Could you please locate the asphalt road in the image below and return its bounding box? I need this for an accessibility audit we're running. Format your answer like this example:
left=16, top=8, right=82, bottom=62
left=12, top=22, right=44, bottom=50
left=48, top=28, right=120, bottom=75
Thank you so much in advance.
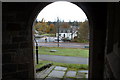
left=38, top=54, right=88, bottom=64
left=34, top=42, right=89, bottom=48
left=34, top=37, right=89, bottom=48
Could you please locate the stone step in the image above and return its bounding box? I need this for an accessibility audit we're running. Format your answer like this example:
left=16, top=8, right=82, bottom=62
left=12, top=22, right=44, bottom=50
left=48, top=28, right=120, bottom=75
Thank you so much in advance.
left=36, top=66, right=55, bottom=79
left=54, top=66, right=67, bottom=71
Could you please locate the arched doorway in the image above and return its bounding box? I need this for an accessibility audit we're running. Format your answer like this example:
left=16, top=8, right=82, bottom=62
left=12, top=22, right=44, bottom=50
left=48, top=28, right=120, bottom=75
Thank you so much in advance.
left=2, top=2, right=108, bottom=80
left=32, top=1, right=90, bottom=79
left=26, top=1, right=107, bottom=80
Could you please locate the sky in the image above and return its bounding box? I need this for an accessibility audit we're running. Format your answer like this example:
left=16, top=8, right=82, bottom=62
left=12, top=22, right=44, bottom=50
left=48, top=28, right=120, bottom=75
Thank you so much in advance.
left=36, top=1, right=87, bottom=22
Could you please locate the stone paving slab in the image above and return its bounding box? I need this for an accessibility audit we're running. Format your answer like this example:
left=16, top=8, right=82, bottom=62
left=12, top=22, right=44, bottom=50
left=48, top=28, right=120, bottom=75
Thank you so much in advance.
left=65, top=71, right=76, bottom=78
left=45, top=77, right=62, bottom=80
left=54, top=66, right=67, bottom=71
left=36, top=65, right=88, bottom=79
left=76, top=72, right=85, bottom=78
left=78, top=70, right=88, bottom=73
left=85, top=74, right=88, bottom=78
left=48, top=70, right=65, bottom=78
left=77, top=70, right=88, bottom=78
left=63, top=78, right=76, bottom=80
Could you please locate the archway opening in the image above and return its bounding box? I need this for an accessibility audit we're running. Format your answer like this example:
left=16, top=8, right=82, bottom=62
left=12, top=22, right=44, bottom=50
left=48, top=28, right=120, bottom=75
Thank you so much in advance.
left=33, top=1, right=89, bottom=79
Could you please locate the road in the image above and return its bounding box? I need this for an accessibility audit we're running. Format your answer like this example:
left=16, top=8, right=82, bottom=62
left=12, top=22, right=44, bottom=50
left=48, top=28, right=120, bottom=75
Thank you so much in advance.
left=34, top=37, right=89, bottom=48
left=38, top=54, right=88, bottom=64
left=35, top=37, right=55, bottom=42
left=35, top=42, right=89, bottom=48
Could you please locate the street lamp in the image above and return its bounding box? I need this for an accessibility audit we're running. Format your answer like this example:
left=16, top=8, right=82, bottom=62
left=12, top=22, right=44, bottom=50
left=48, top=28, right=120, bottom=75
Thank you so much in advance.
left=34, top=35, right=39, bottom=64
left=57, top=17, right=60, bottom=47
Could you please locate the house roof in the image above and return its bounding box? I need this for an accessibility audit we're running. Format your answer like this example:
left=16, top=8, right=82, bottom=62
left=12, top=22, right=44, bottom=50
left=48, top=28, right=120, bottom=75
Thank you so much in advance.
left=56, top=26, right=78, bottom=33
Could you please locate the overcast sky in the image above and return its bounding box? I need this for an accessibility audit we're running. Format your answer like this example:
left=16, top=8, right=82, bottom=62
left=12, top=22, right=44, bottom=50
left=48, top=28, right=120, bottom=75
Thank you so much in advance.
left=36, top=1, right=87, bottom=22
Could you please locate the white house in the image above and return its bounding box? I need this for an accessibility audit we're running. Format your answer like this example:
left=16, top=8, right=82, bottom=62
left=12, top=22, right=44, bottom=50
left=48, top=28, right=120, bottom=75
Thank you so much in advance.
left=56, top=26, right=78, bottom=40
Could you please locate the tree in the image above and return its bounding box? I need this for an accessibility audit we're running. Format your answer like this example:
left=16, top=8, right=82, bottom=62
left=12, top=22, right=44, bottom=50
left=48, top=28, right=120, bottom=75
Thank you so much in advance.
left=33, top=18, right=50, bottom=34
left=61, top=22, right=70, bottom=28
left=77, top=20, right=89, bottom=42
left=49, top=24, right=56, bottom=33
left=34, top=22, right=42, bottom=31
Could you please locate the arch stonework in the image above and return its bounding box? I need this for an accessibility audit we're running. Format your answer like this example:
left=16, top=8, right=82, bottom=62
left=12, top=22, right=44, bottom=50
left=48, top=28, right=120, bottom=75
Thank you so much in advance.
left=2, top=2, right=120, bottom=80
left=30, top=2, right=107, bottom=79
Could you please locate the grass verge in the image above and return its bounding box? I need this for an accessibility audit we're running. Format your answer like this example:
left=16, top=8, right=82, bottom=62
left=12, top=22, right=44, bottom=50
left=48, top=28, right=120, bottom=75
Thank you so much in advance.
left=37, top=47, right=89, bottom=58
left=35, top=60, right=88, bottom=71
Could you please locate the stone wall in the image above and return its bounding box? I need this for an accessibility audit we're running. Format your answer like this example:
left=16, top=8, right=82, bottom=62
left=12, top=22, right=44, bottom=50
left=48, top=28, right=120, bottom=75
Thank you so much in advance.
left=2, top=2, right=120, bottom=80
left=2, top=3, right=36, bottom=79
left=104, top=3, right=120, bottom=80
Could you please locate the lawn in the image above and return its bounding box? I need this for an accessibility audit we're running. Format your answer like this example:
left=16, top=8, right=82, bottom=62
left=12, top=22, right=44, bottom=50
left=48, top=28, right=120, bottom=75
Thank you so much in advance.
left=37, top=47, right=89, bottom=58
left=42, top=34, right=55, bottom=37
left=35, top=60, right=88, bottom=71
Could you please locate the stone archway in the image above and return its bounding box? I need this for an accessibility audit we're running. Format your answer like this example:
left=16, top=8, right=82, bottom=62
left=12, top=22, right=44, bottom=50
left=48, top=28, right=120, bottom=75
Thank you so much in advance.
left=29, top=2, right=107, bottom=80
left=2, top=2, right=108, bottom=80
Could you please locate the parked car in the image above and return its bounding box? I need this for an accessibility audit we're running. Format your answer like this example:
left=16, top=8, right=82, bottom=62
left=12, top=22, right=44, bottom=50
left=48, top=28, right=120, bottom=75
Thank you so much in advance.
left=53, top=38, right=63, bottom=42
left=62, top=37, right=71, bottom=42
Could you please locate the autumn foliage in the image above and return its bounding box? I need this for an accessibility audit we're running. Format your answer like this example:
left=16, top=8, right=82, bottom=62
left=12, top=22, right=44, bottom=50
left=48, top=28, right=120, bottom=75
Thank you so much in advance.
left=33, top=19, right=55, bottom=34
